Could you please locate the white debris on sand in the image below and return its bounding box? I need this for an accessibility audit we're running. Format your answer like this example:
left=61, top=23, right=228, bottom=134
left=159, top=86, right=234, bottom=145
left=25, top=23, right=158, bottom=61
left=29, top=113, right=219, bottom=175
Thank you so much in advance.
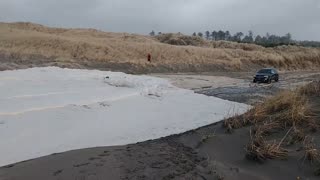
left=0, top=67, right=250, bottom=166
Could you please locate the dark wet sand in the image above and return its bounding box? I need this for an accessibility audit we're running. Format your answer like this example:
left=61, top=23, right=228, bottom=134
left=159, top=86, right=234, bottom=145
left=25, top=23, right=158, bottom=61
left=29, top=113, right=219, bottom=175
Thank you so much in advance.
left=156, top=71, right=320, bottom=105
left=1, top=118, right=319, bottom=180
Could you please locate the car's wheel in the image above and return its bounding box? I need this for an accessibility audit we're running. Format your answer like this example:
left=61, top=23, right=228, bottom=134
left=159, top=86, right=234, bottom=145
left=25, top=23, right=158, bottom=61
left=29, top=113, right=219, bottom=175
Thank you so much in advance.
left=267, top=77, right=272, bottom=84
left=275, top=77, right=279, bottom=82
left=253, top=79, right=257, bottom=83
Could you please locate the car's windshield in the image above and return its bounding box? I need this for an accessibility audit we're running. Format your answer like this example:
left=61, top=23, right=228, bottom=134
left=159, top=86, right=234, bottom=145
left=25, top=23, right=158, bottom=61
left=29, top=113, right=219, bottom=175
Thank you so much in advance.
left=258, top=69, right=272, bottom=74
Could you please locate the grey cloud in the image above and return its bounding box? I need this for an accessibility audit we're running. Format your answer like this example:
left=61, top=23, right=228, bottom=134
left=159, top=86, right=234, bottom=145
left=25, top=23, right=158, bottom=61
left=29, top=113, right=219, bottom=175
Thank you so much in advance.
left=0, top=0, right=319, bottom=40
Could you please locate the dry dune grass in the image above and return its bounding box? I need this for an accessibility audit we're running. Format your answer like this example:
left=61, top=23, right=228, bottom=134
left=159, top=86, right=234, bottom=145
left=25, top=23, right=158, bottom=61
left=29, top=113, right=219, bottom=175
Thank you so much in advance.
left=246, top=130, right=288, bottom=162
left=299, top=81, right=320, bottom=96
left=156, top=33, right=264, bottom=51
left=252, top=91, right=314, bottom=127
left=1, top=22, right=320, bottom=73
left=303, top=137, right=320, bottom=164
left=224, top=81, right=320, bottom=166
left=225, top=81, right=320, bottom=129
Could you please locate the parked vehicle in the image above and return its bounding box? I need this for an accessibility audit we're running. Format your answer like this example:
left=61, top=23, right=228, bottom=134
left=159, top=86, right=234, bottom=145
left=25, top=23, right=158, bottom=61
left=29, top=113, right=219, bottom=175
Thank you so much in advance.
left=253, top=68, right=279, bottom=83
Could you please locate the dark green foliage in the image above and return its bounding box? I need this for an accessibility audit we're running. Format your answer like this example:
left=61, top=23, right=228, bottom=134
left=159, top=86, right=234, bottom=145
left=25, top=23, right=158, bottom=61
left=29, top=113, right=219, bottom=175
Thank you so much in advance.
left=197, top=32, right=203, bottom=38
left=187, top=29, right=320, bottom=47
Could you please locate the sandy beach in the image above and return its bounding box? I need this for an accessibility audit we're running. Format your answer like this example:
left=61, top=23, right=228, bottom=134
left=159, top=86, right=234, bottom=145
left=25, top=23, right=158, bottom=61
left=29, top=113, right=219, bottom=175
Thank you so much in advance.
left=1, top=70, right=319, bottom=180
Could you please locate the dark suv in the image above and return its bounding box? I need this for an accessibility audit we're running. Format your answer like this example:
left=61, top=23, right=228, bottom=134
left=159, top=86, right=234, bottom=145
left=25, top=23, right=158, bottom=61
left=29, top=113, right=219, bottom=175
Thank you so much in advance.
left=253, top=68, right=279, bottom=83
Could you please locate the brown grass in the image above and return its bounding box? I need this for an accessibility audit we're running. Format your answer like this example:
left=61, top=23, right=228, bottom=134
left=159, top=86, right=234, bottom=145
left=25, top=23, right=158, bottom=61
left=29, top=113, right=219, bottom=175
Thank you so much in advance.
left=224, top=89, right=316, bottom=132
left=246, top=129, right=288, bottom=162
left=156, top=33, right=265, bottom=51
left=286, top=127, right=305, bottom=145
left=299, top=81, right=320, bottom=96
left=254, top=91, right=314, bottom=128
left=223, top=114, right=250, bottom=133
left=156, top=33, right=207, bottom=47
left=1, top=22, right=320, bottom=73
left=252, top=121, right=282, bottom=136
left=302, top=137, right=320, bottom=164
left=224, top=82, right=320, bottom=163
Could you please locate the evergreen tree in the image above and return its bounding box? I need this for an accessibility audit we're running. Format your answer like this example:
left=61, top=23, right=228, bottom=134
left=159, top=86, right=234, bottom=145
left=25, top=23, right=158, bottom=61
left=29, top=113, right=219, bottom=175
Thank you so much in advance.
left=242, top=31, right=254, bottom=43
left=211, top=31, right=217, bottom=41
left=217, top=30, right=226, bottom=40
left=205, top=31, right=210, bottom=40
left=149, top=30, right=155, bottom=36
left=232, top=32, right=244, bottom=42
left=255, top=35, right=263, bottom=45
left=225, top=31, right=231, bottom=41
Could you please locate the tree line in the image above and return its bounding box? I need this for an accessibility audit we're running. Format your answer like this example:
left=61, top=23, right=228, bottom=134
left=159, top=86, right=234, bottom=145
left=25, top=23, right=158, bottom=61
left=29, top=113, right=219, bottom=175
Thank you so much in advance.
left=194, top=30, right=293, bottom=47
left=149, top=30, right=320, bottom=48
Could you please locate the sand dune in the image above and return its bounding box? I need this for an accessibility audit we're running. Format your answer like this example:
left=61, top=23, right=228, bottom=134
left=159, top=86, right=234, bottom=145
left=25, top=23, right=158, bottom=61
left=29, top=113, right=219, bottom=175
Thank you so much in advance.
left=1, top=22, right=320, bottom=73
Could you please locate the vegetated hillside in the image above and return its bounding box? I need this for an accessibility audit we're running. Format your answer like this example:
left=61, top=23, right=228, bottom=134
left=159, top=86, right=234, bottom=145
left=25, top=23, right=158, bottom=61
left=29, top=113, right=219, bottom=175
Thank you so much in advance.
left=1, top=22, right=320, bottom=73
left=156, top=33, right=264, bottom=50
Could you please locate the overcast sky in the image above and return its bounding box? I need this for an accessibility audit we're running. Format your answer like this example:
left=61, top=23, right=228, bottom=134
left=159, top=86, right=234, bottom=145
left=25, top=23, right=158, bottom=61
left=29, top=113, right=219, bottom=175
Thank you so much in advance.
left=1, top=0, right=320, bottom=40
